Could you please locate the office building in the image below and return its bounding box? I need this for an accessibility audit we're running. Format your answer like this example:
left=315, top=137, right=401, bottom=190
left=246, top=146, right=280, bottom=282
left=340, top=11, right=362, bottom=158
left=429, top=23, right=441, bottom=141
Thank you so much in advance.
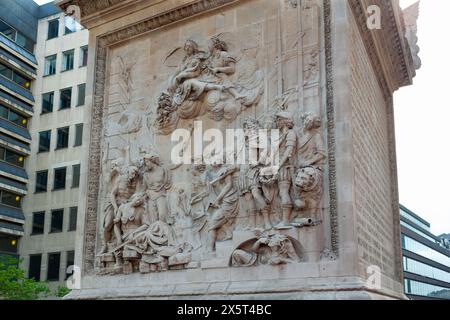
left=400, top=205, right=450, bottom=300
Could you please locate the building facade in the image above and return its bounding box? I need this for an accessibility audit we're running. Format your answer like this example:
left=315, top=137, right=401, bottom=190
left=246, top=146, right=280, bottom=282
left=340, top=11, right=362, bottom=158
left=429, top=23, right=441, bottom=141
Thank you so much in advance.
left=19, top=8, right=88, bottom=287
left=400, top=205, right=450, bottom=300
left=0, top=0, right=40, bottom=262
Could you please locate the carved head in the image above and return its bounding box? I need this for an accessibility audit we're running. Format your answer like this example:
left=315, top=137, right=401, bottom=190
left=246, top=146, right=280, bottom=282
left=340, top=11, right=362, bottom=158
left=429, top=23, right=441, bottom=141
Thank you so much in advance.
left=275, top=111, right=294, bottom=129
left=209, top=36, right=228, bottom=52
left=184, top=39, right=199, bottom=55
left=143, top=152, right=161, bottom=169
left=127, top=166, right=139, bottom=181
left=294, top=167, right=318, bottom=191
left=301, top=113, right=321, bottom=130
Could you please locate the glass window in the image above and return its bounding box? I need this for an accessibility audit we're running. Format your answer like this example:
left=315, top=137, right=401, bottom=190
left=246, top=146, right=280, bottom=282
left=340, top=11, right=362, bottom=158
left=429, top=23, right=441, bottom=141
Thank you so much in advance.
left=61, top=50, right=74, bottom=72
left=0, top=235, right=18, bottom=253
left=72, top=164, right=80, bottom=188
left=77, top=83, right=86, bottom=106
left=12, top=71, right=31, bottom=89
left=50, top=209, right=63, bottom=233
left=0, top=19, right=16, bottom=41
left=0, top=190, right=21, bottom=208
left=47, top=19, right=59, bottom=39
left=44, top=55, right=57, bottom=76
left=38, top=130, right=51, bottom=152
left=60, top=87, right=72, bottom=109
left=35, top=170, right=48, bottom=193
left=0, top=62, right=12, bottom=79
left=0, top=62, right=31, bottom=89
left=0, top=147, right=24, bottom=167
left=56, top=127, right=69, bottom=149
left=28, top=254, right=42, bottom=281
left=80, top=46, right=88, bottom=67
left=404, top=279, right=450, bottom=299
left=0, top=104, right=27, bottom=128
left=74, top=123, right=83, bottom=147
left=53, top=167, right=66, bottom=190
left=47, top=252, right=61, bottom=281
left=65, top=250, right=75, bottom=280
left=7, top=109, right=27, bottom=128
left=68, top=207, right=77, bottom=231
left=31, top=211, right=45, bottom=235
left=402, top=234, right=450, bottom=267
left=42, top=92, right=54, bottom=114
left=403, top=256, right=450, bottom=283
left=64, top=16, right=80, bottom=34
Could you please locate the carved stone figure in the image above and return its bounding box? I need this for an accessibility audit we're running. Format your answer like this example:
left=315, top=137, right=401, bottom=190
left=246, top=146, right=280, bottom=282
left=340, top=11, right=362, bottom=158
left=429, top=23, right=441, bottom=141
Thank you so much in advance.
left=231, top=230, right=300, bottom=266
left=99, top=164, right=139, bottom=254
left=239, top=118, right=272, bottom=230
left=294, top=166, right=323, bottom=216
left=206, top=164, right=239, bottom=254
left=297, top=113, right=326, bottom=169
left=274, top=111, right=297, bottom=229
left=142, top=152, right=172, bottom=225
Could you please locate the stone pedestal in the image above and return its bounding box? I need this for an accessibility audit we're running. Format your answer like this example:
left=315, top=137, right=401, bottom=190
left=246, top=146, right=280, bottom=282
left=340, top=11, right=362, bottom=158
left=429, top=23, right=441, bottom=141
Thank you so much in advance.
left=55, top=0, right=420, bottom=300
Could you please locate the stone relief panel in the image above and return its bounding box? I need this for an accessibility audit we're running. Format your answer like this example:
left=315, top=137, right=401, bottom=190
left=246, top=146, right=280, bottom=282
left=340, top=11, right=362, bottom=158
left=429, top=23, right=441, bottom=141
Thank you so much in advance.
left=96, top=0, right=330, bottom=275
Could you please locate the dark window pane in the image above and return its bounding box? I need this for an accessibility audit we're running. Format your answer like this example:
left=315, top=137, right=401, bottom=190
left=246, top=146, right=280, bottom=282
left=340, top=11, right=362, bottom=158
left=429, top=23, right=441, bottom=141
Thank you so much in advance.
left=50, top=209, right=63, bottom=233
left=35, top=170, right=48, bottom=192
left=68, top=207, right=77, bottom=231
left=44, top=55, right=56, bottom=76
left=29, top=254, right=42, bottom=281
left=0, top=62, right=12, bottom=79
left=56, top=127, right=69, bottom=149
left=0, top=235, right=18, bottom=253
left=74, top=123, right=83, bottom=147
left=60, top=88, right=72, bottom=109
left=12, top=72, right=31, bottom=89
left=32, top=212, right=45, bottom=235
left=80, top=46, right=88, bottom=67
left=65, top=250, right=75, bottom=280
left=61, top=50, right=74, bottom=71
left=72, top=164, right=80, bottom=188
left=8, top=109, right=27, bottom=128
left=39, top=130, right=51, bottom=152
left=77, top=83, right=85, bottom=106
left=47, top=253, right=60, bottom=281
left=0, top=190, right=21, bottom=208
left=53, top=167, right=66, bottom=190
left=3, top=148, right=24, bottom=167
left=0, top=104, right=9, bottom=119
left=0, top=19, right=16, bottom=41
left=42, top=92, right=54, bottom=114
left=48, top=19, right=59, bottom=39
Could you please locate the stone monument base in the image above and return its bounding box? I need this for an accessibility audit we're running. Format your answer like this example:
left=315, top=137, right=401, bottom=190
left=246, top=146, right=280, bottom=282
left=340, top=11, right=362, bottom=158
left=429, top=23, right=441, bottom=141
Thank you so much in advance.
left=66, top=264, right=406, bottom=300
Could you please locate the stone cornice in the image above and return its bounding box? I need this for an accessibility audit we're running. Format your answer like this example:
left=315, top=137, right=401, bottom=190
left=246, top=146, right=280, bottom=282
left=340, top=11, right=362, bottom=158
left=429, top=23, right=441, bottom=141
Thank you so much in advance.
left=349, top=0, right=417, bottom=96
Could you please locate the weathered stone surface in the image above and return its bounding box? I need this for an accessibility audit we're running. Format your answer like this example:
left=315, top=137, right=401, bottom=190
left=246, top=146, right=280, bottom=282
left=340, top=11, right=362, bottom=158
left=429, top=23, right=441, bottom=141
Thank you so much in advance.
left=57, top=0, right=419, bottom=300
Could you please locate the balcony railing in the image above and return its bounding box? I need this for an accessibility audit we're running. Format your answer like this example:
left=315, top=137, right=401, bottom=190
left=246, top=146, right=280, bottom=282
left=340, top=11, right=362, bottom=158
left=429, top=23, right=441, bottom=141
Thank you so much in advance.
left=0, top=117, right=31, bottom=140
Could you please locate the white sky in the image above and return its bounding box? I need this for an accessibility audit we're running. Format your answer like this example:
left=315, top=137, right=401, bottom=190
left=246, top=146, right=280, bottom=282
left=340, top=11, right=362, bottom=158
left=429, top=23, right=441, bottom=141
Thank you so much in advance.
left=396, top=0, right=450, bottom=235
left=31, top=0, right=449, bottom=235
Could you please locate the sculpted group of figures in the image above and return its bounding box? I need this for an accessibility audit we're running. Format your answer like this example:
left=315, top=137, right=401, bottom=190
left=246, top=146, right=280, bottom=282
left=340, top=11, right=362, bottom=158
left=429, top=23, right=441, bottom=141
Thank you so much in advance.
left=97, top=35, right=327, bottom=274
left=98, top=111, right=326, bottom=273
left=155, top=35, right=264, bottom=134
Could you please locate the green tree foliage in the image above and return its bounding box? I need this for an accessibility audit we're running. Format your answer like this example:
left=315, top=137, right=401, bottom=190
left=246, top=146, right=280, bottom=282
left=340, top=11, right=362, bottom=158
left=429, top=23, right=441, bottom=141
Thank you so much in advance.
left=0, top=255, right=49, bottom=300
left=55, top=285, right=71, bottom=298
